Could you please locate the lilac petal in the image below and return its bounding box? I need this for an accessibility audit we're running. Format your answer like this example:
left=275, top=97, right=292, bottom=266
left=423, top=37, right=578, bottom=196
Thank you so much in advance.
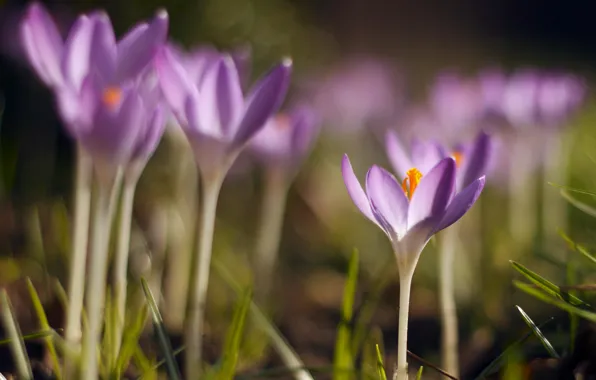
left=385, top=130, right=412, bottom=178
left=20, top=3, right=64, bottom=86
left=89, top=13, right=117, bottom=83
left=155, top=46, right=195, bottom=123
left=461, top=131, right=491, bottom=189
left=56, top=73, right=99, bottom=137
left=365, top=165, right=408, bottom=237
left=407, top=157, right=456, bottom=229
left=233, top=59, right=292, bottom=147
left=133, top=105, right=166, bottom=161
left=61, top=15, right=94, bottom=91
left=434, top=176, right=485, bottom=233
left=341, top=155, right=377, bottom=225
left=85, top=89, right=144, bottom=163
left=411, top=139, right=443, bottom=174
left=116, top=9, right=168, bottom=82
left=290, top=106, right=319, bottom=159
left=184, top=91, right=208, bottom=137
left=197, top=56, right=244, bottom=138
left=393, top=219, right=436, bottom=270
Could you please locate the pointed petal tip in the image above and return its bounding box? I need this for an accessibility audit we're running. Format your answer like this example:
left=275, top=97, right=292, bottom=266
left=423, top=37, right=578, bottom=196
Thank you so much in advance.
left=281, top=57, right=293, bottom=67
left=155, top=8, right=168, bottom=20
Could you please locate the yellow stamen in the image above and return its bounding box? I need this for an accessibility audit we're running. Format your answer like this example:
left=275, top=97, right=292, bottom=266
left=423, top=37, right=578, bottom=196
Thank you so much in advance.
left=452, top=151, right=464, bottom=168
left=102, top=87, right=122, bottom=109
left=401, top=168, right=423, bottom=200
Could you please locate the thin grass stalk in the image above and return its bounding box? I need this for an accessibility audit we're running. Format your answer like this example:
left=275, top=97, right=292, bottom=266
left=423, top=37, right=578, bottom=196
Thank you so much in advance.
left=184, top=175, right=224, bottom=376
left=112, top=178, right=138, bottom=360
left=82, top=172, right=121, bottom=380
left=0, top=289, right=33, bottom=379
left=439, top=226, right=459, bottom=378
left=254, top=167, right=288, bottom=303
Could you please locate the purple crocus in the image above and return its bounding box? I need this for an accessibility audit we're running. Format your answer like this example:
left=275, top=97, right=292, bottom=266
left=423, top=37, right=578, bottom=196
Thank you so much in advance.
left=342, top=155, right=485, bottom=270
left=385, top=130, right=491, bottom=191
left=155, top=46, right=291, bottom=178
left=250, top=105, right=319, bottom=169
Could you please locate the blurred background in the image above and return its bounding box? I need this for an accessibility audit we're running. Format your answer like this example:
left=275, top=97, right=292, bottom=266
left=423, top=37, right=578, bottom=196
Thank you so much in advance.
left=1, top=0, right=596, bottom=378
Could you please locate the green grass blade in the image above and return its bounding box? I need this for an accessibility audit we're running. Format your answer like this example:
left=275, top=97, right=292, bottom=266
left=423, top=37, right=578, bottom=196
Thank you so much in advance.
left=514, top=281, right=596, bottom=323
left=333, top=249, right=358, bottom=380
left=565, top=257, right=580, bottom=352
left=0, top=289, right=33, bottom=379
left=375, top=345, right=387, bottom=380
left=559, top=231, right=596, bottom=267
left=515, top=305, right=559, bottom=358
left=415, top=366, right=424, bottom=380
left=26, top=278, right=62, bottom=379
left=115, top=303, right=149, bottom=378
left=474, top=316, right=556, bottom=380
left=510, top=261, right=589, bottom=307
left=141, top=278, right=181, bottom=380
left=213, top=259, right=313, bottom=380
left=0, top=330, right=55, bottom=345
left=361, top=327, right=383, bottom=380
left=560, top=189, right=596, bottom=218
left=133, top=345, right=157, bottom=380
left=550, top=184, right=596, bottom=198
left=216, top=289, right=252, bottom=380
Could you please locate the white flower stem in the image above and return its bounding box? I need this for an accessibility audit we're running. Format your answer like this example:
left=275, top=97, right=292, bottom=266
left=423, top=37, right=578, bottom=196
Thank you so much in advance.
left=112, top=178, right=138, bottom=361
left=542, top=131, right=567, bottom=241
left=184, top=175, right=224, bottom=377
left=508, top=136, right=536, bottom=248
left=394, top=268, right=414, bottom=380
left=439, top=227, right=459, bottom=378
left=254, top=167, right=288, bottom=303
left=82, top=173, right=120, bottom=380
left=64, top=145, right=92, bottom=376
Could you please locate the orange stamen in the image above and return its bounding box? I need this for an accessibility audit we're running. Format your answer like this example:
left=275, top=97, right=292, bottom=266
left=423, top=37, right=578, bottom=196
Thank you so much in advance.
left=102, top=87, right=122, bottom=109
left=401, top=168, right=423, bottom=200
left=452, top=151, right=464, bottom=168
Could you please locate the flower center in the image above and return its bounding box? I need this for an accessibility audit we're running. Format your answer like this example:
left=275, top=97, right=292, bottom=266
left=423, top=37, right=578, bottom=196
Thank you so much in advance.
left=102, top=87, right=122, bottom=110
left=452, top=150, right=464, bottom=168
left=274, top=113, right=291, bottom=130
left=401, top=168, right=423, bottom=200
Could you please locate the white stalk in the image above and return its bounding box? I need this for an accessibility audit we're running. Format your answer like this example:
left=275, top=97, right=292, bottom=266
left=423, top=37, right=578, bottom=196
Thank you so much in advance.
left=112, top=177, right=138, bottom=360
left=394, top=266, right=414, bottom=380
left=439, top=226, right=459, bottom=378
left=64, top=145, right=92, bottom=346
left=254, top=167, right=288, bottom=303
left=184, top=173, right=224, bottom=377
left=82, top=170, right=121, bottom=380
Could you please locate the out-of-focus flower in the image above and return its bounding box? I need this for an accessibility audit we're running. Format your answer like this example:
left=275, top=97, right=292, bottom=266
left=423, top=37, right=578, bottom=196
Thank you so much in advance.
left=386, top=130, right=491, bottom=191
left=342, top=155, right=485, bottom=270
left=155, top=46, right=291, bottom=178
left=308, top=58, right=400, bottom=134
left=250, top=105, right=319, bottom=169
left=429, top=72, right=483, bottom=132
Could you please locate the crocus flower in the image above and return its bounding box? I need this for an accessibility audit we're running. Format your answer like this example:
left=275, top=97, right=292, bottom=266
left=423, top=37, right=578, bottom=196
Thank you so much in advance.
left=385, top=130, right=491, bottom=191
left=250, top=105, right=319, bottom=169
left=155, top=46, right=291, bottom=178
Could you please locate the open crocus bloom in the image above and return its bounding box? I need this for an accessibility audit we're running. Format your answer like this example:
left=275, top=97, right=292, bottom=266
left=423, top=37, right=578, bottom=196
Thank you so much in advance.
left=386, top=130, right=491, bottom=191
left=155, top=46, right=291, bottom=178
left=342, top=155, right=485, bottom=273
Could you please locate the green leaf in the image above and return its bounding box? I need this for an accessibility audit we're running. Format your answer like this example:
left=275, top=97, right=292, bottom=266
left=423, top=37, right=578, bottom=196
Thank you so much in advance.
left=0, top=289, right=33, bottom=379
left=473, top=317, right=555, bottom=380
left=333, top=249, right=359, bottom=380
left=141, top=278, right=182, bottom=380
left=559, top=230, right=596, bottom=267
left=133, top=345, right=158, bottom=380
left=415, top=366, right=424, bottom=380
left=360, top=327, right=383, bottom=380
left=217, top=288, right=252, bottom=380
left=560, top=189, right=596, bottom=218
left=566, top=257, right=580, bottom=352
left=550, top=183, right=596, bottom=198
left=514, top=281, right=596, bottom=323
left=375, top=345, right=387, bottom=380
left=213, top=259, right=314, bottom=380
left=515, top=305, right=559, bottom=358
left=26, top=278, right=62, bottom=379
left=510, top=261, right=589, bottom=307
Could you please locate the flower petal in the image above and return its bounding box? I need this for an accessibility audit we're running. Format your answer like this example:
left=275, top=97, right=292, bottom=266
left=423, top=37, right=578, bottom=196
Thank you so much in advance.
left=290, top=106, right=319, bottom=159
left=20, top=3, right=64, bottom=86
left=365, top=165, right=408, bottom=237
left=385, top=130, right=413, bottom=178
left=233, top=59, right=292, bottom=147
left=410, top=139, right=444, bottom=174
left=132, top=105, right=166, bottom=162
left=89, top=13, right=117, bottom=83
left=460, top=131, right=491, bottom=189
left=61, top=14, right=94, bottom=91
left=116, top=9, right=168, bottom=82
left=407, top=157, right=456, bottom=229
left=434, top=176, right=485, bottom=233
left=341, top=154, right=376, bottom=225
left=155, top=46, right=195, bottom=123
left=55, top=73, right=99, bottom=136
left=197, top=56, right=244, bottom=138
